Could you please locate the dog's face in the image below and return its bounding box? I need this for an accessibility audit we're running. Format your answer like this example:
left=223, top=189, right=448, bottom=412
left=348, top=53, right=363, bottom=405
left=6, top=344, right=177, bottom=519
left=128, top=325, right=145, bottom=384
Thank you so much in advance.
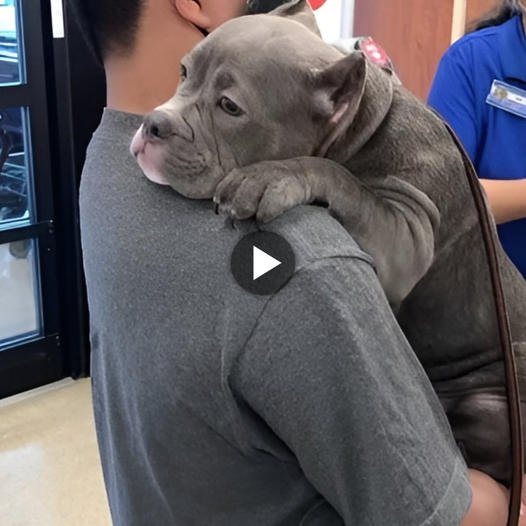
left=131, top=15, right=365, bottom=198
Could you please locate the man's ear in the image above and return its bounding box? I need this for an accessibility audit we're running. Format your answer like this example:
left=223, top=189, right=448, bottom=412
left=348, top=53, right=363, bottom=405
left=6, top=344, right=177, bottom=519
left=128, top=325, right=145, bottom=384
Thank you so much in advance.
left=173, top=0, right=212, bottom=31
left=269, top=0, right=321, bottom=36
left=314, top=52, right=368, bottom=156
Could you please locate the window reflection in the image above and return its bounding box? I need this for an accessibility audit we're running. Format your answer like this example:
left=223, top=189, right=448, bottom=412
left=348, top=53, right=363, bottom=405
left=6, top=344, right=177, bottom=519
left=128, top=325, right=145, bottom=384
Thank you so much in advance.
left=0, top=106, right=32, bottom=227
left=0, top=0, right=23, bottom=86
left=0, top=238, right=41, bottom=346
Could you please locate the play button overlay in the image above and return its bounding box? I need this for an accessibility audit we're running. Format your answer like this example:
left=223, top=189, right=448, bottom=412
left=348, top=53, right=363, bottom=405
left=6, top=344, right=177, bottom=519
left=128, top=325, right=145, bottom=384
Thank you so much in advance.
left=231, top=232, right=295, bottom=295
left=253, top=246, right=281, bottom=280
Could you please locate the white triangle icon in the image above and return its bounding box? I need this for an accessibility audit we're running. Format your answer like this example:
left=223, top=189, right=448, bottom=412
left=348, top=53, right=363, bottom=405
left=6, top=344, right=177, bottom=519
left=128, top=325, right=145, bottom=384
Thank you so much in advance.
left=253, top=246, right=282, bottom=280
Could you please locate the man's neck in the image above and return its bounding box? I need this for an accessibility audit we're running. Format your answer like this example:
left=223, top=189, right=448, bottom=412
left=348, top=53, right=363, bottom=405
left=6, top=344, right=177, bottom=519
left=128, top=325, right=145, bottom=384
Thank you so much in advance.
left=105, top=54, right=188, bottom=115
left=105, top=4, right=204, bottom=115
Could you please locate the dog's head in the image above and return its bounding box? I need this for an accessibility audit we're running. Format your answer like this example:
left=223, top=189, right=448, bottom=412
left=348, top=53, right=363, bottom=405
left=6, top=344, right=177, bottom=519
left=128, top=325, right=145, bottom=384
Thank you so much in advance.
left=131, top=0, right=368, bottom=198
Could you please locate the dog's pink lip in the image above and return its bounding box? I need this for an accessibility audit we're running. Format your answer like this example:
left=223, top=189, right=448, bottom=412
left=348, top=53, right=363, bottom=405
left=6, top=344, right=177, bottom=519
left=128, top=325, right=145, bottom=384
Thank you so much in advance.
left=131, top=131, right=171, bottom=186
left=131, top=126, right=147, bottom=157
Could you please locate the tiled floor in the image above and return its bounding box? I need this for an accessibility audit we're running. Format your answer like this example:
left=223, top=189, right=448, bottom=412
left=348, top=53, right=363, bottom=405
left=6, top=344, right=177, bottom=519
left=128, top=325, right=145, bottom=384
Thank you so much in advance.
left=0, top=378, right=111, bottom=526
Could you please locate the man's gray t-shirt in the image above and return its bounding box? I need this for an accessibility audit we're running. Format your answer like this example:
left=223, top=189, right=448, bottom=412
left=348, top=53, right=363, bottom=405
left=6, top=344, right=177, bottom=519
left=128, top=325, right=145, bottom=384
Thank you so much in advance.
left=80, top=109, right=471, bottom=525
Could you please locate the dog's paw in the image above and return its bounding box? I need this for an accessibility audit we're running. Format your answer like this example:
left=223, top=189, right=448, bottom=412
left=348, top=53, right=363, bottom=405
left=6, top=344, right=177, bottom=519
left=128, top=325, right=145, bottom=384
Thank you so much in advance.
left=213, top=161, right=310, bottom=223
left=213, top=166, right=263, bottom=220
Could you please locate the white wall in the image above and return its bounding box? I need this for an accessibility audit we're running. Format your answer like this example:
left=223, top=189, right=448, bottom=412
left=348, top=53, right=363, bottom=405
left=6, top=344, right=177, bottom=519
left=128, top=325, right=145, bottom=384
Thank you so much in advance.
left=314, top=0, right=355, bottom=42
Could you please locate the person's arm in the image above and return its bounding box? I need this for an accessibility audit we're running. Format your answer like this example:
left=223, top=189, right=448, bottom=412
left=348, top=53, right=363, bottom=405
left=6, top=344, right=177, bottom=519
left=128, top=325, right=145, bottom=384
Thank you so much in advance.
left=480, top=178, right=526, bottom=224
left=231, top=255, right=472, bottom=525
left=462, top=469, right=509, bottom=526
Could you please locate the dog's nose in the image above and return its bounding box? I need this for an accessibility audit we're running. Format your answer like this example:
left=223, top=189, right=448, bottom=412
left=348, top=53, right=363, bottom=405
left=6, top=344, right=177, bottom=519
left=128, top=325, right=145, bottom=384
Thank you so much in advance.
left=142, top=111, right=173, bottom=140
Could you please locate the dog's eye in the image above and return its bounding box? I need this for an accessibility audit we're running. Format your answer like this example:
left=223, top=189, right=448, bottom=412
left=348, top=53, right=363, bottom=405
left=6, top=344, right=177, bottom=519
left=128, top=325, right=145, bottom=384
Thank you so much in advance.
left=219, top=96, right=243, bottom=117
left=180, top=64, right=187, bottom=80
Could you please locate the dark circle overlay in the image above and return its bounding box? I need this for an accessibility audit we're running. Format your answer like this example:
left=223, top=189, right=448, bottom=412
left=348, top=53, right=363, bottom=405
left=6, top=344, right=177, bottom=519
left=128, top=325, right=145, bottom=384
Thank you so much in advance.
left=230, top=231, right=296, bottom=296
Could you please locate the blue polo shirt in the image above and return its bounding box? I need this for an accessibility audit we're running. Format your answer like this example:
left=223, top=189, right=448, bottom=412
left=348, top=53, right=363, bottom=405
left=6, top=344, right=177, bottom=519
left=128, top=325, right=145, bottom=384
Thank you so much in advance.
left=428, top=15, right=526, bottom=278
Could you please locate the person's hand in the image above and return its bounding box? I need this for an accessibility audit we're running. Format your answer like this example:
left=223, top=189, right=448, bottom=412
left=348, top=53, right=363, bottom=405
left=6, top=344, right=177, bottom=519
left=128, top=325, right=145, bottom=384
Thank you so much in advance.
left=461, top=469, right=509, bottom=526
left=521, top=473, right=526, bottom=526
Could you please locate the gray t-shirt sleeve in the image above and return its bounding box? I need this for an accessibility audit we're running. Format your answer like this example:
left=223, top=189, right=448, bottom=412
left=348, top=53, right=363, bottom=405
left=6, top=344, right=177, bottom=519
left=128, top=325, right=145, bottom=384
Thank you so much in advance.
left=231, top=256, right=471, bottom=526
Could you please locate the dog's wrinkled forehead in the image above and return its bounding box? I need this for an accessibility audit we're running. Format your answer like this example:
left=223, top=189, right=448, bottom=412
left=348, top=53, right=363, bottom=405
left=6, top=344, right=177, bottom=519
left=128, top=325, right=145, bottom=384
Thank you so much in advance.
left=186, top=14, right=339, bottom=77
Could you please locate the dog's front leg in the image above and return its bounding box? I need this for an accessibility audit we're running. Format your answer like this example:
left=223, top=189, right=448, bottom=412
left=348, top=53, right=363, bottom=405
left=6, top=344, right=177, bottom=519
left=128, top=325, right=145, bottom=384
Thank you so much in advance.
left=302, top=157, right=441, bottom=304
left=214, top=157, right=440, bottom=304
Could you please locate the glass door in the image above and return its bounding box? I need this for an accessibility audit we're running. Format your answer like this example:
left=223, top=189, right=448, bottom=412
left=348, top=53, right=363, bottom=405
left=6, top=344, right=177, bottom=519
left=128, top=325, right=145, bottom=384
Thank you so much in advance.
left=0, top=0, right=63, bottom=397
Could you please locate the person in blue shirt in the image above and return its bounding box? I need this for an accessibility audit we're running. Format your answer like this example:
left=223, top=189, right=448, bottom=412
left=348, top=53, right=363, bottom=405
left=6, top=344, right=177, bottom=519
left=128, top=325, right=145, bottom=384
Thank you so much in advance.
left=428, top=0, right=526, bottom=278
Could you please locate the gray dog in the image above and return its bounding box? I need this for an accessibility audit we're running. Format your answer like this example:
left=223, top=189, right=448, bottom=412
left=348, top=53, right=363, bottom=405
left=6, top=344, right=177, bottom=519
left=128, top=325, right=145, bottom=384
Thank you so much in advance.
left=131, top=0, right=526, bottom=484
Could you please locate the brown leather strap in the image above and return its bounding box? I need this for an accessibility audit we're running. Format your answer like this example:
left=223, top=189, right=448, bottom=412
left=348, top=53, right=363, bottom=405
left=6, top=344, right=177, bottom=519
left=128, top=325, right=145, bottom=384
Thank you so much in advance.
left=441, top=118, right=523, bottom=526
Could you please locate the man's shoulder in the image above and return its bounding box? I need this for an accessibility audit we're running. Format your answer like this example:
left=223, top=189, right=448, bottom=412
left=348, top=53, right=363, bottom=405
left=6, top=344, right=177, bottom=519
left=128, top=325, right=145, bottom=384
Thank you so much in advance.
left=262, top=205, right=374, bottom=270
left=82, top=109, right=143, bottom=182
left=225, top=206, right=380, bottom=381
left=221, top=205, right=375, bottom=332
left=219, top=206, right=376, bottom=359
left=91, top=108, right=144, bottom=142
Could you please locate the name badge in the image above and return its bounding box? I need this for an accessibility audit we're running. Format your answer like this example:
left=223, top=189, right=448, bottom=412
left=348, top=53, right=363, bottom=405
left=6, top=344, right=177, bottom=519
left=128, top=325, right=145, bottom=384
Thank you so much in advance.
left=486, top=79, right=526, bottom=119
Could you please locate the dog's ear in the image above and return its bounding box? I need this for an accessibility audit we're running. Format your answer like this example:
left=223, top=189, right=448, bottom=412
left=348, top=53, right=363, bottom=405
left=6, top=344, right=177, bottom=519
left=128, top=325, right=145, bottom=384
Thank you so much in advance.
left=269, top=0, right=321, bottom=36
left=314, top=52, right=367, bottom=156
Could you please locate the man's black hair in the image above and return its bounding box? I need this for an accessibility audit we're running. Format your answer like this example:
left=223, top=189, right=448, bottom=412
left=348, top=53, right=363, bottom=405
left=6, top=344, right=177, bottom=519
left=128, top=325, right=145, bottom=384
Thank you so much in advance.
left=469, top=0, right=523, bottom=32
left=246, top=0, right=292, bottom=14
left=67, top=0, right=144, bottom=62
left=68, top=0, right=293, bottom=63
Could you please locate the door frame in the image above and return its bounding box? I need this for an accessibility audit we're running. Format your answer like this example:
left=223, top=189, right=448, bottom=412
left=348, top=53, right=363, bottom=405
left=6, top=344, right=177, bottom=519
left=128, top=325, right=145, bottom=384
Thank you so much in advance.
left=0, top=0, right=67, bottom=398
